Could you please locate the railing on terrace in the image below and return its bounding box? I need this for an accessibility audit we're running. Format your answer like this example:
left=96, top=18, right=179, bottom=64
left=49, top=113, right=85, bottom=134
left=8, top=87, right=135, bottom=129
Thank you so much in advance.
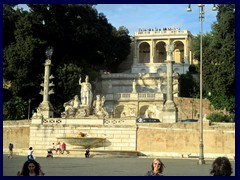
left=114, top=93, right=159, bottom=101
left=39, top=118, right=136, bottom=126
left=134, top=29, right=189, bottom=36
left=138, top=93, right=155, bottom=99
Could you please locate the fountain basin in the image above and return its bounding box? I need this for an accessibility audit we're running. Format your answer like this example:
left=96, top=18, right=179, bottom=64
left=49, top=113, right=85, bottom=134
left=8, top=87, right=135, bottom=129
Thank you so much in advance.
left=57, top=137, right=106, bottom=148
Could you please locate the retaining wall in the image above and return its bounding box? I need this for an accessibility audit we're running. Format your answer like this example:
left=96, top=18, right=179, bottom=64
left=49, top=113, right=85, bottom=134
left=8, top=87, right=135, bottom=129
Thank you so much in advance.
left=3, top=120, right=235, bottom=159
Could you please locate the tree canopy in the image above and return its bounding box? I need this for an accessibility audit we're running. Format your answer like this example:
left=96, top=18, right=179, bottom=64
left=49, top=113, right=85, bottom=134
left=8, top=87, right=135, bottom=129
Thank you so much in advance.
left=3, top=4, right=131, bottom=119
left=192, top=4, right=235, bottom=114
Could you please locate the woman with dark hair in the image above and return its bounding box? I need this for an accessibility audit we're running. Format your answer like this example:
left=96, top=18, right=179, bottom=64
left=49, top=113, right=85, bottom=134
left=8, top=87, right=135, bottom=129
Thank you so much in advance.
left=145, top=158, right=166, bottom=176
left=17, top=160, right=44, bottom=176
left=210, top=156, right=233, bottom=176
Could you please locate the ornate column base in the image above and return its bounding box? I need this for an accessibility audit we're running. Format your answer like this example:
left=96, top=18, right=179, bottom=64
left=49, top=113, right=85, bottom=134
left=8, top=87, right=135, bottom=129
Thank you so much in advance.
left=39, top=101, right=54, bottom=119
left=162, top=101, right=177, bottom=123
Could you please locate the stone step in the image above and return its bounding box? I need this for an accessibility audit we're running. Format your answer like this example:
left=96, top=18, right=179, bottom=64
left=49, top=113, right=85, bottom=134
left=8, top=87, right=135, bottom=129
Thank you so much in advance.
left=16, top=149, right=139, bottom=158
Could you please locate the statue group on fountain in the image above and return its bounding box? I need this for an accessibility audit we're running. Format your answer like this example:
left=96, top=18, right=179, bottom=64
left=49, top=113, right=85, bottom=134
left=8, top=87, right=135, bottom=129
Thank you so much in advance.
left=61, top=75, right=108, bottom=118
left=92, top=95, right=108, bottom=118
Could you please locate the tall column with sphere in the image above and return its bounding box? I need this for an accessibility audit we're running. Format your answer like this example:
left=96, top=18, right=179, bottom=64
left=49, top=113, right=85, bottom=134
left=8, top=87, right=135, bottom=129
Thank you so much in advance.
left=162, top=42, right=177, bottom=123
left=38, top=47, right=55, bottom=119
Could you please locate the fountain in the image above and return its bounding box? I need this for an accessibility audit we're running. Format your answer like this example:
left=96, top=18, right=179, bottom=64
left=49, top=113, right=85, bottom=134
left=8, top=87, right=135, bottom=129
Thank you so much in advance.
left=57, top=137, right=106, bottom=149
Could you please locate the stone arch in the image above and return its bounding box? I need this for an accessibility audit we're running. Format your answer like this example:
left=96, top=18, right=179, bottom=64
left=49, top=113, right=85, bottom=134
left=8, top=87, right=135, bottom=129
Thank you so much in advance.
left=155, top=41, right=167, bottom=63
left=114, top=105, right=125, bottom=118
left=139, top=105, right=149, bottom=117
left=172, top=40, right=184, bottom=63
left=138, top=42, right=150, bottom=63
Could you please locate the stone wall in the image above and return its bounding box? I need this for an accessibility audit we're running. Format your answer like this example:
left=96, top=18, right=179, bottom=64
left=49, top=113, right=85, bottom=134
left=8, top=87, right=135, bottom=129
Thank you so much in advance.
left=174, top=97, right=215, bottom=120
left=137, top=122, right=235, bottom=158
left=3, top=120, right=30, bottom=152
left=3, top=120, right=235, bottom=159
left=29, top=124, right=136, bottom=151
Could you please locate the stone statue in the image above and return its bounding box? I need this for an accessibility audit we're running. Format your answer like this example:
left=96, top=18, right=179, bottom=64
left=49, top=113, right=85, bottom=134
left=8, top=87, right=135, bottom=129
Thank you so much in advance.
left=144, top=105, right=160, bottom=119
left=93, top=95, right=108, bottom=118
left=132, top=79, right=137, bottom=93
left=101, top=96, right=105, bottom=107
left=63, top=95, right=81, bottom=116
left=165, top=42, right=175, bottom=57
left=32, top=107, right=43, bottom=118
left=120, top=104, right=137, bottom=118
left=79, top=75, right=93, bottom=107
left=158, top=78, right=162, bottom=92
left=94, top=95, right=102, bottom=113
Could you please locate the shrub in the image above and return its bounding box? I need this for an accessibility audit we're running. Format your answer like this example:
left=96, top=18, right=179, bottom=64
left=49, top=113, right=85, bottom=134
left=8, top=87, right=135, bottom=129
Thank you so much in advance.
left=3, top=96, right=28, bottom=120
left=207, top=112, right=232, bottom=122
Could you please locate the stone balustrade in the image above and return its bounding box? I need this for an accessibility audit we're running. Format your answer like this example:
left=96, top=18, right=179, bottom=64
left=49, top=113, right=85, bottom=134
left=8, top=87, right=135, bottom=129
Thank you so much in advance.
left=135, top=29, right=189, bottom=36
left=106, top=93, right=164, bottom=101
left=32, top=117, right=136, bottom=126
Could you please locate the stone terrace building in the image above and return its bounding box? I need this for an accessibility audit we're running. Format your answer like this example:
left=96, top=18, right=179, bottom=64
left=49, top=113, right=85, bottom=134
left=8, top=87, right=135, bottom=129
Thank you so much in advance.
left=99, top=28, right=193, bottom=122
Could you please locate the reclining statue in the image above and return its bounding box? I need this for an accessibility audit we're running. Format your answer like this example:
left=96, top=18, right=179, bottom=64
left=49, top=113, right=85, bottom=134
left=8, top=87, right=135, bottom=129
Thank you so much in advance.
left=63, top=95, right=81, bottom=117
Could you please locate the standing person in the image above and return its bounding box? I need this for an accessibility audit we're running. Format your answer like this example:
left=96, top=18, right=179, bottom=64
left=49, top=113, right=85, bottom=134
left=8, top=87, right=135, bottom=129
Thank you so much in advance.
left=61, top=142, right=66, bottom=154
left=145, top=158, right=166, bottom=176
left=17, top=159, right=44, bottom=176
left=210, top=156, right=233, bottom=176
left=27, top=147, right=34, bottom=160
left=85, top=148, right=90, bottom=158
left=51, top=143, right=56, bottom=151
left=8, top=143, right=14, bottom=159
left=56, top=142, right=62, bottom=154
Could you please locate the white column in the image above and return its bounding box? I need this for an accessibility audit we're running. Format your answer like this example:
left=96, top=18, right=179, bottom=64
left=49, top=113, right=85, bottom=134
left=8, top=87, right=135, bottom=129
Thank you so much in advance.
left=133, top=38, right=137, bottom=64
left=43, top=59, right=51, bottom=102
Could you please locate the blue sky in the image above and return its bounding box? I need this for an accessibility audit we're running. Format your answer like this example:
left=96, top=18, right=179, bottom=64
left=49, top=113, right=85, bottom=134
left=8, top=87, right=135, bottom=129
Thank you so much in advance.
left=95, top=4, right=218, bottom=36
left=17, top=4, right=218, bottom=36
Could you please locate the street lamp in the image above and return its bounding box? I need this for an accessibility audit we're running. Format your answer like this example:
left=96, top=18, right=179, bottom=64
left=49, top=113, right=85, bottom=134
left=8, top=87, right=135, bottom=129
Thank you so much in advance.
left=28, top=99, right=31, bottom=120
left=187, top=4, right=217, bottom=165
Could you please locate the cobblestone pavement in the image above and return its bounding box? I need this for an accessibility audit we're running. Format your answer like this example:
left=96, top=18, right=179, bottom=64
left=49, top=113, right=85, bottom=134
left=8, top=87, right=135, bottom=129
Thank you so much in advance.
left=3, top=155, right=235, bottom=176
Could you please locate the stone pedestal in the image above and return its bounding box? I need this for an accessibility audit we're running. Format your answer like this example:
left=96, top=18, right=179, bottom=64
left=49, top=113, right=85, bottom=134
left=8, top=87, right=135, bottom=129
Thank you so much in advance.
left=162, top=100, right=178, bottom=123
left=39, top=101, right=54, bottom=118
left=31, top=117, right=42, bottom=124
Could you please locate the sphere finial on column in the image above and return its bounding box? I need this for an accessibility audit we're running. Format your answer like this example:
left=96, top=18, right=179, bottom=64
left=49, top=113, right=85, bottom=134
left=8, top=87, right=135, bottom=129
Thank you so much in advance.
left=45, top=46, right=53, bottom=60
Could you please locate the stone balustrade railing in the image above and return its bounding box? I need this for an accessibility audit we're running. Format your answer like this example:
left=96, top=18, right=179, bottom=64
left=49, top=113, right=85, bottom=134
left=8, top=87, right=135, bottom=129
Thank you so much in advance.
left=106, top=93, right=164, bottom=101
left=32, top=117, right=136, bottom=126
left=135, top=29, right=189, bottom=36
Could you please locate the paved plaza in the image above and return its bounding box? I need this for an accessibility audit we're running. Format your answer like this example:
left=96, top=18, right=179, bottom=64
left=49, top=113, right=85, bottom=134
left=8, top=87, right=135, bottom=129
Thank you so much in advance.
left=3, top=154, right=235, bottom=176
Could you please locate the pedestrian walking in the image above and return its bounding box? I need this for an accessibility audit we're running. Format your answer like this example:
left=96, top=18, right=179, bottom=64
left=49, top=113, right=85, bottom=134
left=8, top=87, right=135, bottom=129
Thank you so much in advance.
left=56, top=142, right=62, bottom=154
left=27, top=147, right=34, bottom=160
left=85, top=148, right=90, bottom=158
left=51, top=143, right=56, bottom=151
left=8, top=143, right=14, bottom=159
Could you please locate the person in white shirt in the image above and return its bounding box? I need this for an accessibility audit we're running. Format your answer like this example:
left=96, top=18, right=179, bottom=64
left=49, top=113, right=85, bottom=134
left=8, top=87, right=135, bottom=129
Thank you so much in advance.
left=56, top=142, right=62, bottom=154
left=28, top=147, right=34, bottom=160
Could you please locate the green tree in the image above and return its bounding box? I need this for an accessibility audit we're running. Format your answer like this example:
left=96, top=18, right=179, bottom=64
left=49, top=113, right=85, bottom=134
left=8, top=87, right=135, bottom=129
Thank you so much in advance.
left=3, top=4, right=17, bottom=47
left=203, top=4, right=235, bottom=114
left=3, top=96, right=28, bottom=120
left=52, top=63, right=82, bottom=115
left=192, top=32, right=214, bottom=73
left=3, top=4, right=131, bottom=119
left=179, top=72, right=199, bottom=98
